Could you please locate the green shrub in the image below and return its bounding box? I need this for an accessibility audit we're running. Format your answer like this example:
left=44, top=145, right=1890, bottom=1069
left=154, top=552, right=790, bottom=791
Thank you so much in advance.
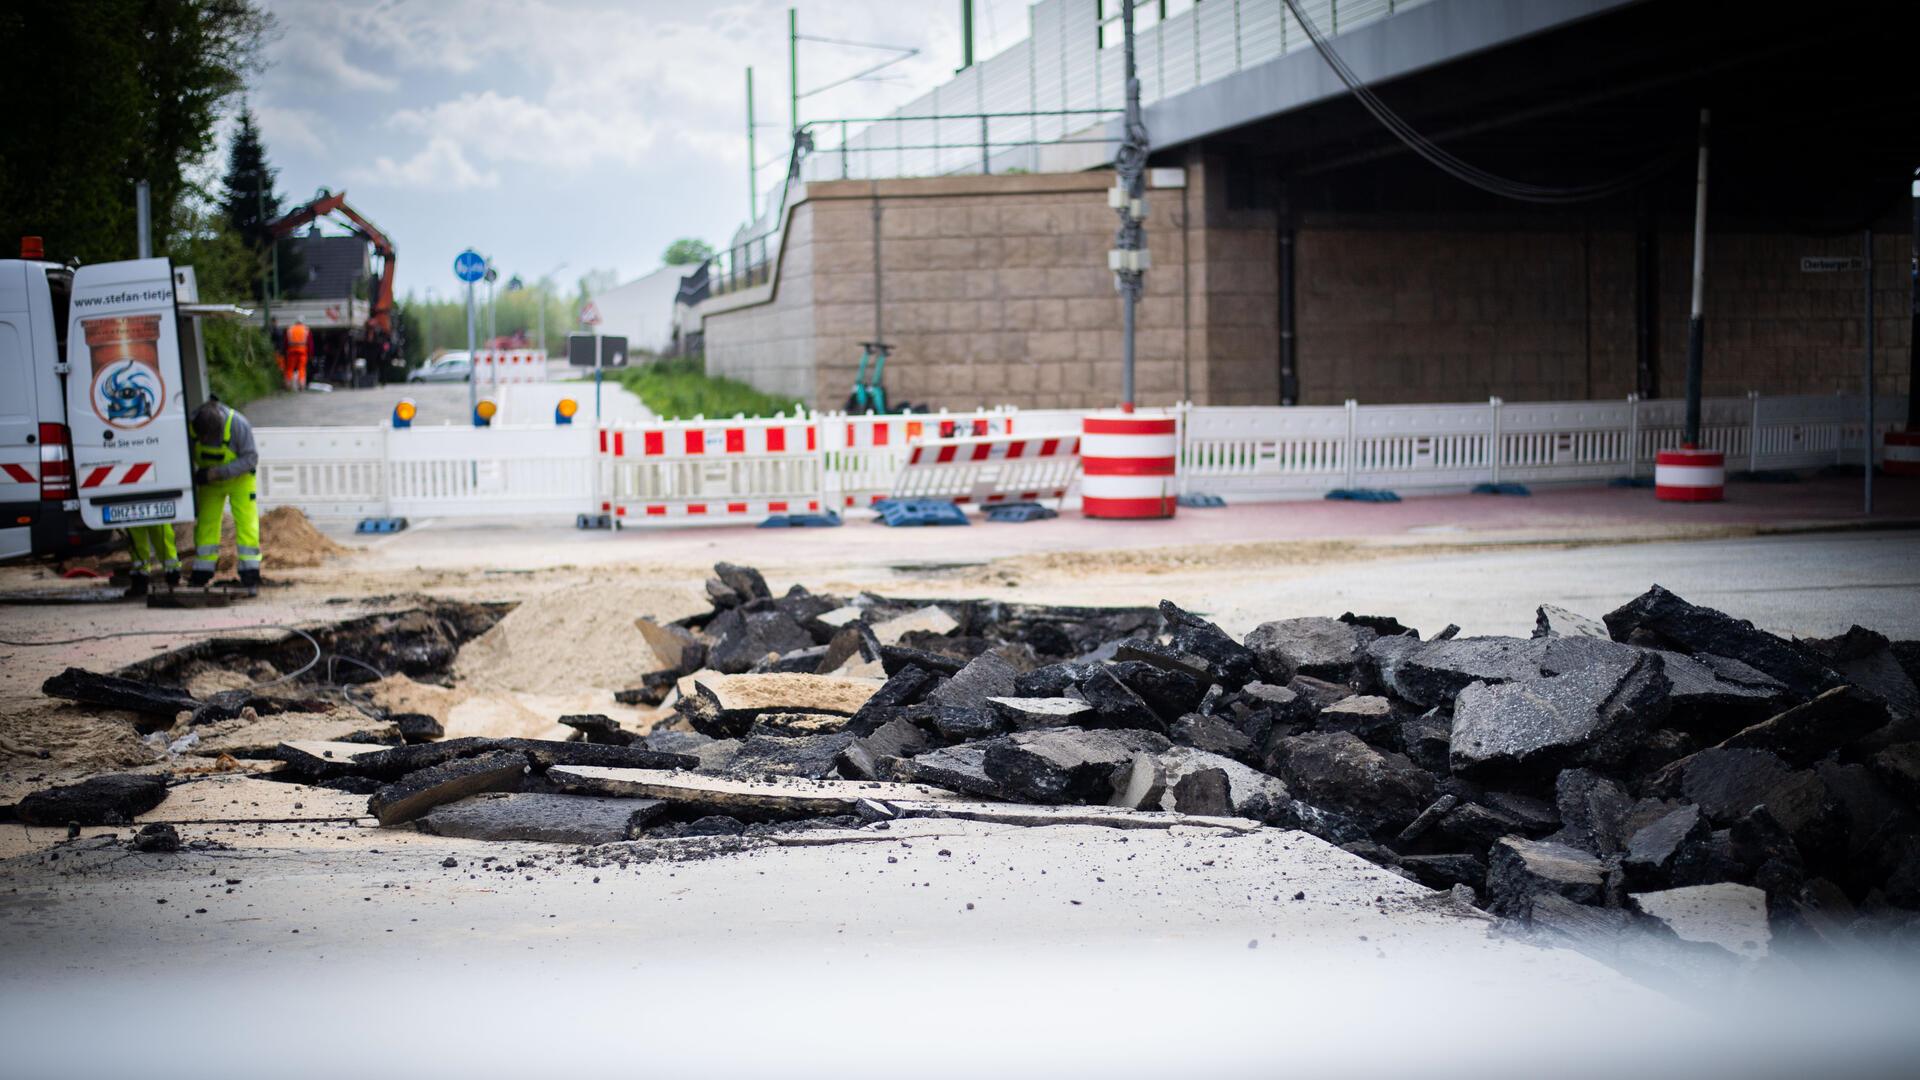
left=203, top=317, right=280, bottom=407
left=606, top=356, right=802, bottom=420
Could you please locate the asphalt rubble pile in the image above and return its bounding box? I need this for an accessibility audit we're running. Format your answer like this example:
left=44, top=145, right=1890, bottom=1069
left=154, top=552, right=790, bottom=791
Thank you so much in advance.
left=14, top=561, right=1920, bottom=970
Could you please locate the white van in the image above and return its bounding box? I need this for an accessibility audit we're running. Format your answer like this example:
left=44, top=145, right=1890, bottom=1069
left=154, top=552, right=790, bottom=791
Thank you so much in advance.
left=1, top=242, right=217, bottom=561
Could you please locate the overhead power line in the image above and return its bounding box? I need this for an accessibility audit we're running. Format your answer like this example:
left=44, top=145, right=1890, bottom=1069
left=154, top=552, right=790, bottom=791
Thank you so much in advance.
left=1282, top=0, right=1676, bottom=204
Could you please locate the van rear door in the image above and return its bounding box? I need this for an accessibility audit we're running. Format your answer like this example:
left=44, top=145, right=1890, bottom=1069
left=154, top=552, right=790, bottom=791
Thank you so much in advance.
left=63, top=259, right=194, bottom=530
left=0, top=261, right=38, bottom=558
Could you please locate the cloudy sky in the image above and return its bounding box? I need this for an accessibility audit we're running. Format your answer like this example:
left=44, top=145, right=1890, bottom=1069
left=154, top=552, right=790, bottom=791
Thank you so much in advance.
left=241, top=0, right=1033, bottom=300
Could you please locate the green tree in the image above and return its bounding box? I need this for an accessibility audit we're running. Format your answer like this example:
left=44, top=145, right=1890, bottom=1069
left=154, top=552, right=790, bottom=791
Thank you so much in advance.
left=0, top=0, right=272, bottom=264
left=170, top=200, right=278, bottom=404
left=219, top=106, right=301, bottom=301
left=662, top=238, right=714, bottom=266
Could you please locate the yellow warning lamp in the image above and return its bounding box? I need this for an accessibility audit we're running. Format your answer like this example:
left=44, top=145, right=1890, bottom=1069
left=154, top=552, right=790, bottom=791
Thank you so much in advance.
left=555, top=397, right=578, bottom=425
left=392, top=398, right=417, bottom=428
left=474, top=398, right=498, bottom=427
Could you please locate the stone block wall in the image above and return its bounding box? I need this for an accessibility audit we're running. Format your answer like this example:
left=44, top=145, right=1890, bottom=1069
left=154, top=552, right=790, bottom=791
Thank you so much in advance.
left=698, top=205, right=818, bottom=408
left=697, top=161, right=1912, bottom=412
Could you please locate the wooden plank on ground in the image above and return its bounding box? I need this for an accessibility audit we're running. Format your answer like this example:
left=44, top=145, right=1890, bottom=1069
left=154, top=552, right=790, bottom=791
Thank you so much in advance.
left=548, top=766, right=966, bottom=816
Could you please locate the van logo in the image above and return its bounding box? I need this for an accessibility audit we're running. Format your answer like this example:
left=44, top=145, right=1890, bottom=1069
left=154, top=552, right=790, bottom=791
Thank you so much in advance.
left=82, top=315, right=166, bottom=430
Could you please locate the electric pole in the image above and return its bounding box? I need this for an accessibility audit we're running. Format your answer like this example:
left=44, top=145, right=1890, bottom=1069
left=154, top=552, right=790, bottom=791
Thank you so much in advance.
left=746, top=66, right=759, bottom=221
left=1111, top=1, right=1151, bottom=409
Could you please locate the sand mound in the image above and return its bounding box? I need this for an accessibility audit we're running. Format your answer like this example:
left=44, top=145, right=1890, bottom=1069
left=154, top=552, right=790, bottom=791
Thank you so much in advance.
left=54, top=507, right=346, bottom=576
left=452, top=580, right=702, bottom=695
left=217, top=506, right=349, bottom=571
left=366, top=674, right=468, bottom=725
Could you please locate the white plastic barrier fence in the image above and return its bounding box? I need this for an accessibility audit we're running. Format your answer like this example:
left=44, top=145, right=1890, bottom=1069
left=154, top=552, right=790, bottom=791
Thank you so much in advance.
left=256, top=391, right=1900, bottom=522
left=386, top=425, right=593, bottom=516
left=596, top=413, right=824, bottom=523
left=1178, top=392, right=1900, bottom=499
left=256, top=424, right=591, bottom=519
left=886, top=432, right=1081, bottom=506
left=473, top=349, right=549, bottom=384
left=255, top=427, right=388, bottom=519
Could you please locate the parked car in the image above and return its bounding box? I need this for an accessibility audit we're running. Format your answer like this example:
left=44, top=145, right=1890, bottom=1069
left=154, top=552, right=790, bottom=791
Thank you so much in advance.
left=408, top=352, right=472, bottom=383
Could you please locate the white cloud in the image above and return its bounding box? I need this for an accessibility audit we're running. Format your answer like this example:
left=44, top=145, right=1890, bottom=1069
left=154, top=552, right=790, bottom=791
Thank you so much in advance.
left=253, top=104, right=330, bottom=157
left=387, top=90, right=658, bottom=168
left=349, top=136, right=499, bottom=191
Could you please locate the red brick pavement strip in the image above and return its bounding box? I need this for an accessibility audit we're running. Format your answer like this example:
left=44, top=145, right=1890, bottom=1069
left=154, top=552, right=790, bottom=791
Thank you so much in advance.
left=543, top=474, right=1920, bottom=570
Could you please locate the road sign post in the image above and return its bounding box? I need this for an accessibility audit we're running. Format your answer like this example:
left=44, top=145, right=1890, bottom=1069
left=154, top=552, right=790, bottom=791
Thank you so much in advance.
left=580, top=301, right=604, bottom=423
left=454, top=249, right=486, bottom=421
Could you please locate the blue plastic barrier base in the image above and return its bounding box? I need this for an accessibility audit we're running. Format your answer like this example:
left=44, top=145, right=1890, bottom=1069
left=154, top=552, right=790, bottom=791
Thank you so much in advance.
left=873, top=499, right=970, bottom=527
left=1608, top=476, right=1655, bottom=489
left=355, top=517, right=409, bottom=534
left=575, top=513, right=613, bottom=530
left=1177, top=493, right=1227, bottom=508
left=1325, top=488, right=1401, bottom=503
left=759, top=511, right=843, bottom=528
left=1470, top=482, right=1531, bottom=497
left=984, top=502, right=1058, bottom=523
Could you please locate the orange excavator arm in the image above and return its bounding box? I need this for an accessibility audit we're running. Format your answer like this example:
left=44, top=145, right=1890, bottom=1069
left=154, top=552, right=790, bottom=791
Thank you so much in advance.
left=268, top=188, right=397, bottom=336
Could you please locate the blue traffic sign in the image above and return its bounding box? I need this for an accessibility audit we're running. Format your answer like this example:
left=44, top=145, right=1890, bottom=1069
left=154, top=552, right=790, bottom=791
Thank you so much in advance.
left=453, top=249, right=486, bottom=283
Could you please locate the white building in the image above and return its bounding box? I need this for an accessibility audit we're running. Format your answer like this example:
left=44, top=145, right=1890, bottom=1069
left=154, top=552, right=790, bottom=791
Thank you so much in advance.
left=587, top=265, right=691, bottom=356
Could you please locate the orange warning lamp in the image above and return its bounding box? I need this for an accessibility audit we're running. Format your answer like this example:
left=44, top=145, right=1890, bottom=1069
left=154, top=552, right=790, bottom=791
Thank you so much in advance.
left=555, top=397, right=578, bottom=425
left=473, top=398, right=497, bottom=427
left=392, top=399, right=417, bottom=428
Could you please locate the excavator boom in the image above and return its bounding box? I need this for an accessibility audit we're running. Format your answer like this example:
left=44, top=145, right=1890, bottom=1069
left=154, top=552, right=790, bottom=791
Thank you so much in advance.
left=268, top=189, right=397, bottom=335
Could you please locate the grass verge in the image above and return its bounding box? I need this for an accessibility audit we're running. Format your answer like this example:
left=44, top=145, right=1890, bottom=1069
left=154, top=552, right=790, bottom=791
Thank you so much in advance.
left=605, top=356, right=803, bottom=420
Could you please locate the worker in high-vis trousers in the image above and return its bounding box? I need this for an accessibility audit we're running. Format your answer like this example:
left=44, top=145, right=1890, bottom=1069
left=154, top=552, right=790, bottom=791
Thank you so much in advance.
left=188, top=398, right=262, bottom=588
left=125, top=524, right=179, bottom=597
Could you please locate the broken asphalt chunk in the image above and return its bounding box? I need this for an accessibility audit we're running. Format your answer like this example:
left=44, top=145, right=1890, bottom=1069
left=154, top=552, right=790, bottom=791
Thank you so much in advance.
left=1449, top=653, right=1670, bottom=778
left=981, top=727, right=1172, bottom=805
left=15, top=773, right=169, bottom=826
left=1486, top=836, right=1607, bottom=920
left=1602, top=585, right=1841, bottom=700
left=416, top=792, right=667, bottom=845
left=42, top=667, right=199, bottom=718
left=1244, top=616, right=1376, bottom=684
left=368, top=750, right=529, bottom=827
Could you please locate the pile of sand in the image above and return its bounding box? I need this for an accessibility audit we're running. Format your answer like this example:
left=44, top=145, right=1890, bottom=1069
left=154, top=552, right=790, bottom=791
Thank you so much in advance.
left=55, top=507, right=349, bottom=576
left=366, top=674, right=468, bottom=724
left=220, top=507, right=349, bottom=571
left=452, top=580, right=701, bottom=695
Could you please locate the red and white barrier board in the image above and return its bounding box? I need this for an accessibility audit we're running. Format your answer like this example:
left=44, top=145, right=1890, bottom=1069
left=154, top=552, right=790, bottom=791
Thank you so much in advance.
left=826, top=410, right=1015, bottom=508
left=473, top=350, right=549, bottom=384
left=597, top=415, right=822, bottom=523
left=1886, top=430, right=1920, bottom=477
left=887, top=432, right=1080, bottom=506
left=1654, top=446, right=1725, bottom=502
left=1081, top=410, right=1178, bottom=518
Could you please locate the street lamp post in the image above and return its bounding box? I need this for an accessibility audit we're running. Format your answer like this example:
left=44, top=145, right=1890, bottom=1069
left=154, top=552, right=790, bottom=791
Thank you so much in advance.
left=484, top=262, right=498, bottom=389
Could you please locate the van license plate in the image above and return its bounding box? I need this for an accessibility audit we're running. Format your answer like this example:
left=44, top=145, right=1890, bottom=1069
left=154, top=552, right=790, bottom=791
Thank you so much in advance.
left=102, top=500, right=175, bottom=524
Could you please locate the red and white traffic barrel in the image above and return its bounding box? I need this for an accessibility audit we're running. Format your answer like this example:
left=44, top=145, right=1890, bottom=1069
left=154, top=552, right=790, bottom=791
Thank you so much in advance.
left=1081, top=408, right=1177, bottom=519
left=1885, top=430, right=1920, bottom=477
left=1654, top=445, right=1725, bottom=502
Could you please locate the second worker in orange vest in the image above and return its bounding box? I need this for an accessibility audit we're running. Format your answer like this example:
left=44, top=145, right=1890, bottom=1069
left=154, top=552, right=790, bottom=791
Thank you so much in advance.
left=284, top=319, right=311, bottom=391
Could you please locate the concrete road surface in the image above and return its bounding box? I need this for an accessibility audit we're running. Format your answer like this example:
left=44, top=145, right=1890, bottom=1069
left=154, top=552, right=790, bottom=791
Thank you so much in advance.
left=5, top=816, right=1915, bottom=1077
left=332, top=519, right=1920, bottom=642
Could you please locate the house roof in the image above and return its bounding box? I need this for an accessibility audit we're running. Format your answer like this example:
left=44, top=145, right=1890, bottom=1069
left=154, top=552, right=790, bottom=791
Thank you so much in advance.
left=285, top=235, right=369, bottom=300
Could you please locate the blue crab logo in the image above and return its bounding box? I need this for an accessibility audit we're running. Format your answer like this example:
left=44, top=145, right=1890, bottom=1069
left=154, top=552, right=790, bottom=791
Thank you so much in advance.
left=92, top=359, right=161, bottom=428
